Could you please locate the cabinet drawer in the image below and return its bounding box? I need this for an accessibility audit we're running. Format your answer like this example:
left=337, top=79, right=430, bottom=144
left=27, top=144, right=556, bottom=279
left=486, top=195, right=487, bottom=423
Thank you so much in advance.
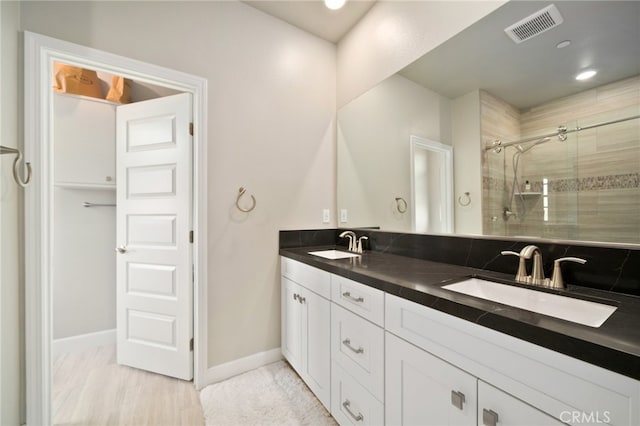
left=331, top=304, right=384, bottom=401
left=331, top=274, right=384, bottom=326
left=281, top=257, right=330, bottom=299
left=331, top=361, right=384, bottom=426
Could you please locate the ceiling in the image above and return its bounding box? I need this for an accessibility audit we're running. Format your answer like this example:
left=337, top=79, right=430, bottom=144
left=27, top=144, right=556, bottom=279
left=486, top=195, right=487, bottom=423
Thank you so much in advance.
left=243, top=0, right=376, bottom=43
left=399, top=1, right=640, bottom=110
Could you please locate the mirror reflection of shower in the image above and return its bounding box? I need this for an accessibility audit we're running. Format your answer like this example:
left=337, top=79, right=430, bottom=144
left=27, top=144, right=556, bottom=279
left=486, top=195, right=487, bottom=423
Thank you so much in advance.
left=503, top=136, right=551, bottom=221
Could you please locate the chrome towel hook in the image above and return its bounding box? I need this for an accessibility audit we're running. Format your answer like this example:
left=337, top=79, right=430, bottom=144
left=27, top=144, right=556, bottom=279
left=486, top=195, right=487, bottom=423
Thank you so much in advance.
left=236, top=187, right=256, bottom=212
left=395, top=197, right=407, bottom=214
left=0, top=145, right=32, bottom=187
left=458, top=192, right=471, bottom=206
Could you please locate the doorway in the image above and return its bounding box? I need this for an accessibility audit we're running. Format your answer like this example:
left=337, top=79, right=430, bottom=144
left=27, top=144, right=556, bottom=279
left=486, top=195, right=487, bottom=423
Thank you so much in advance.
left=410, top=135, right=454, bottom=233
left=24, top=32, right=208, bottom=425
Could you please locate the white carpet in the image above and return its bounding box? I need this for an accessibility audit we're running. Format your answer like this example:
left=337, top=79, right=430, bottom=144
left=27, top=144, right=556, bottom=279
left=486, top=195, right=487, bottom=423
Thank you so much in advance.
left=199, top=361, right=337, bottom=426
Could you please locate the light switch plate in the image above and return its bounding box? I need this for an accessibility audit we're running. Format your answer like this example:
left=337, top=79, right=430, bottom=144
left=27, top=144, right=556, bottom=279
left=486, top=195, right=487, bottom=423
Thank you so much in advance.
left=322, top=209, right=330, bottom=224
left=340, top=209, right=348, bottom=223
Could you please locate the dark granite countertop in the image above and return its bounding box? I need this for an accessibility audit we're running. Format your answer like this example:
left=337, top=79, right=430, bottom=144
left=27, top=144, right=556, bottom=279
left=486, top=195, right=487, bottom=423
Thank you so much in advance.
left=280, top=245, right=640, bottom=381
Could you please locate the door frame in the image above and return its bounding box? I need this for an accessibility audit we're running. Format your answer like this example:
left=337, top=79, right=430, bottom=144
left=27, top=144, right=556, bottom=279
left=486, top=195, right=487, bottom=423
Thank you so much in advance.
left=409, top=135, right=454, bottom=233
left=23, top=31, right=208, bottom=425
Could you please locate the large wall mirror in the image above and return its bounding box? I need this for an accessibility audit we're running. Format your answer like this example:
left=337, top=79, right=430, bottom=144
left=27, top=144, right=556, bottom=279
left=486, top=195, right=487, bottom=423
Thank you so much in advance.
left=337, top=0, right=640, bottom=245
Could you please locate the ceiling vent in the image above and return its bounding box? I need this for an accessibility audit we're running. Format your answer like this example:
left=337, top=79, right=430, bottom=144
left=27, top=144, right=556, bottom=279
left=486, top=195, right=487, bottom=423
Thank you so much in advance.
left=504, top=4, right=564, bottom=44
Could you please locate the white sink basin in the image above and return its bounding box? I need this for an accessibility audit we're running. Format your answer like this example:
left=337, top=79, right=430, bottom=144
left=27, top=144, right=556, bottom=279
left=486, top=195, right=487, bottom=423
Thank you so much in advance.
left=308, top=250, right=360, bottom=260
left=442, top=278, right=617, bottom=328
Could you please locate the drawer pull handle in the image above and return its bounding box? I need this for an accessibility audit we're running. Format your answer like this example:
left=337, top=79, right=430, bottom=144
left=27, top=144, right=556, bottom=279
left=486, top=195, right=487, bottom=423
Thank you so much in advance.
left=342, top=291, right=364, bottom=303
left=342, top=400, right=363, bottom=422
left=342, top=338, right=364, bottom=354
left=482, top=409, right=499, bottom=426
left=450, top=390, right=465, bottom=410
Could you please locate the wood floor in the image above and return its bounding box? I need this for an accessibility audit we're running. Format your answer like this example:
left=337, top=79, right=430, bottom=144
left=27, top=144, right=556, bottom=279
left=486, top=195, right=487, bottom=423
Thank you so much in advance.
left=53, top=345, right=204, bottom=425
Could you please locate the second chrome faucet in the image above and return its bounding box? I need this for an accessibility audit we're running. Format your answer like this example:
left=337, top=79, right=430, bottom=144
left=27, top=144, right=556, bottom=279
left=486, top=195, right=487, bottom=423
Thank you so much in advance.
left=502, top=246, right=586, bottom=289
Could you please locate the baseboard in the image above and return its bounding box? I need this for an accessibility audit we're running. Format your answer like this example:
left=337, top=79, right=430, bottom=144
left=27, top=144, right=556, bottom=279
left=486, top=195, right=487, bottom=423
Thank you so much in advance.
left=52, top=328, right=116, bottom=357
left=203, top=347, right=283, bottom=387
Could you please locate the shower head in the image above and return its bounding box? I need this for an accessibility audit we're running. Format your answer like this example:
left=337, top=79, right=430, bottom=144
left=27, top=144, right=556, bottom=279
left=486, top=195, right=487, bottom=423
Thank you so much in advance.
left=514, top=137, right=551, bottom=154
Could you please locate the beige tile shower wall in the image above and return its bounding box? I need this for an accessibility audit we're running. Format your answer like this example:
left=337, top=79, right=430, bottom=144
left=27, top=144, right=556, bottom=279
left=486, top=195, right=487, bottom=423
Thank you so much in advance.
left=479, top=90, right=521, bottom=235
left=518, top=76, right=640, bottom=243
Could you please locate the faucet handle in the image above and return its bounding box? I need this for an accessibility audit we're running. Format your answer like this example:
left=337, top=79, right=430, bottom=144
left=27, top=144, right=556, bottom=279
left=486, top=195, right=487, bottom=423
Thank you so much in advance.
left=356, top=236, right=368, bottom=254
left=501, top=250, right=529, bottom=283
left=549, top=257, right=587, bottom=289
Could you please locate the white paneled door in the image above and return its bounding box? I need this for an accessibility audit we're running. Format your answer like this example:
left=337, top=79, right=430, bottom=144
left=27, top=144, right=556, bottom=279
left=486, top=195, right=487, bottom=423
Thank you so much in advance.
left=115, top=93, right=193, bottom=380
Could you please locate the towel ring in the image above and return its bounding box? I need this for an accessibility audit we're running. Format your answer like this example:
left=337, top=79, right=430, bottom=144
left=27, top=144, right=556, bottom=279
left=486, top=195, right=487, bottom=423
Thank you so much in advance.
left=0, top=145, right=32, bottom=187
left=395, top=197, right=407, bottom=214
left=458, top=192, right=471, bottom=206
left=236, top=187, right=256, bottom=212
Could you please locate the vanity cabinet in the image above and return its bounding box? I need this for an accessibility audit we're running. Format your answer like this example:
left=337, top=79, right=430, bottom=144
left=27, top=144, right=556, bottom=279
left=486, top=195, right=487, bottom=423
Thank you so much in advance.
left=280, top=256, right=640, bottom=425
left=53, top=93, right=117, bottom=188
left=386, top=332, right=562, bottom=426
left=386, top=293, right=638, bottom=426
left=281, top=259, right=331, bottom=410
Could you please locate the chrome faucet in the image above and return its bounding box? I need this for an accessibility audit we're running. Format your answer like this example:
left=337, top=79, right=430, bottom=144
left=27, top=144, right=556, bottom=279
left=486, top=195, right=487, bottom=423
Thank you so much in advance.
left=501, top=245, right=545, bottom=285
left=339, top=230, right=357, bottom=252
left=521, top=245, right=545, bottom=286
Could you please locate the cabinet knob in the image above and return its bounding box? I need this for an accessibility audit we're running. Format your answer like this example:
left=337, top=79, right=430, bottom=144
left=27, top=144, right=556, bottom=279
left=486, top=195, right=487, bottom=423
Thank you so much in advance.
left=482, top=408, right=499, bottom=426
left=299, top=296, right=306, bottom=304
left=293, top=294, right=298, bottom=301
left=105, top=176, right=113, bottom=182
left=451, top=390, right=466, bottom=410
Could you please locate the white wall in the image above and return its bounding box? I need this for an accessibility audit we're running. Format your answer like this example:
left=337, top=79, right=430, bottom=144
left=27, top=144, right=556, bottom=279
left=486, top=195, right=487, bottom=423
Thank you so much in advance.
left=1, top=1, right=25, bottom=424
left=338, top=74, right=451, bottom=231
left=336, top=0, right=506, bottom=107
left=20, top=1, right=336, bottom=369
left=53, top=188, right=116, bottom=339
left=452, top=90, right=483, bottom=235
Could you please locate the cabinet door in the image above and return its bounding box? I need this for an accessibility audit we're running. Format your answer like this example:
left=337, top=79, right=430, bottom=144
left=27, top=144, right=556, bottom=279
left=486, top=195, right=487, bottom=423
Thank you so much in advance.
left=300, top=286, right=331, bottom=410
left=54, top=93, right=116, bottom=187
left=478, top=381, right=564, bottom=426
left=281, top=277, right=302, bottom=371
left=386, top=332, right=476, bottom=426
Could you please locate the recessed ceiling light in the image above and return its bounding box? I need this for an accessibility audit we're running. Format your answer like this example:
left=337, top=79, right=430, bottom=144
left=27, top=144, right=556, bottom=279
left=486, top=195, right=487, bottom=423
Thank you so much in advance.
left=576, top=70, right=597, bottom=81
left=556, top=40, right=571, bottom=49
left=324, top=0, right=346, bottom=10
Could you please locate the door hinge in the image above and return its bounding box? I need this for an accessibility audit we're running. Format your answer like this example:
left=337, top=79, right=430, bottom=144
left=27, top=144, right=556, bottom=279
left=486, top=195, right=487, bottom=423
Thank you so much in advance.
left=189, top=122, right=194, bottom=136
left=190, top=338, right=194, bottom=351
left=189, top=230, right=194, bottom=243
